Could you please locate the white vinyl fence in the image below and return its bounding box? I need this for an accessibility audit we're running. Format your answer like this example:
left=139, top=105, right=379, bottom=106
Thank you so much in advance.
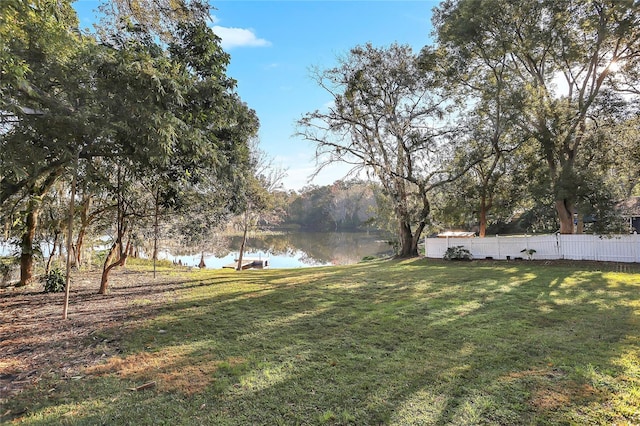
left=424, top=233, right=640, bottom=263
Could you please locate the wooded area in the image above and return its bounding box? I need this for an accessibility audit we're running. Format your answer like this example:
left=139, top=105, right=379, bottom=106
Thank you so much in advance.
left=1, top=0, right=263, bottom=288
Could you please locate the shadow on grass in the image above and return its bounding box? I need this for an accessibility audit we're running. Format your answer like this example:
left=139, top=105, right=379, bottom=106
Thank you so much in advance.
left=4, top=259, right=639, bottom=425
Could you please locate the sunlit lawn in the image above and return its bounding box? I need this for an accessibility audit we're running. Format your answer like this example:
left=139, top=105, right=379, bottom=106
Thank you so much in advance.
left=5, top=259, right=640, bottom=425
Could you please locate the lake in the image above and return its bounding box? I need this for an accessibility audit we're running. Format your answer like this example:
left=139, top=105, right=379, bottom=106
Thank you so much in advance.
left=159, top=231, right=396, bottom=269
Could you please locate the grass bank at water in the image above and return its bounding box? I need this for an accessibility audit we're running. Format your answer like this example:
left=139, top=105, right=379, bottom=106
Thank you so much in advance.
left=3, top=259, right=639, bottom=425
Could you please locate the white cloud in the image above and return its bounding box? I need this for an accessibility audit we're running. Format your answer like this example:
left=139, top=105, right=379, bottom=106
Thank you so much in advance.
left=212, top=25, right=271, bottom=50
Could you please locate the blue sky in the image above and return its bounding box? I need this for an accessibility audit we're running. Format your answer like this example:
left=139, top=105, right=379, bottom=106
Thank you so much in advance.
left=73, top=1, right=439, bottom=190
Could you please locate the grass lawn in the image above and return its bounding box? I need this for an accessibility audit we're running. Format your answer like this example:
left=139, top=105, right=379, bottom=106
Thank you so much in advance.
left=2, top=258, right=639, bottom=425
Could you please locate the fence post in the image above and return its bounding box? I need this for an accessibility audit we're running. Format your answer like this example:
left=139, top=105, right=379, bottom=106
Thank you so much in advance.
left=496, top=234, right=501, bottom=259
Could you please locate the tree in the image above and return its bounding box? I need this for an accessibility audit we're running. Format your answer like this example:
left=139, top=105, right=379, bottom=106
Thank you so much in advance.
left=94, top=14, right=257, bottom=292
left=96, top=0, right=209, bottom=44
left=0, top=0, right=90, bottom=285
left=233, top=144, right=286, bottom=271
left=298, top=43, right=467, bottom=256
left=1, top=0, right=258, bottom=290
left=434, top=0, right=640, bottom=233
left=427, top=37, right=526, bottom=237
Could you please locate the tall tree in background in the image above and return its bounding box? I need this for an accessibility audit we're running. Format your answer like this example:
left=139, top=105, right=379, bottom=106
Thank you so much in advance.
left=427, top=33, right=526, bottom=237
left=435, top=0, right=640, bottom=233
left=234, top=145, right=286, bottom=271
left=298, top=44, right=467, bottom=257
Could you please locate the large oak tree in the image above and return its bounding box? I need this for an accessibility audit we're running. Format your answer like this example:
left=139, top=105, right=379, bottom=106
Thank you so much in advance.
left=434, top=0, right=640, bottom=233
left=298, top=44, right=468, bottom=256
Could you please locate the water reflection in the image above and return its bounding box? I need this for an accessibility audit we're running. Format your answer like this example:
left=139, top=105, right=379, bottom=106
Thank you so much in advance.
left=160, top=231, right=395, bottom=269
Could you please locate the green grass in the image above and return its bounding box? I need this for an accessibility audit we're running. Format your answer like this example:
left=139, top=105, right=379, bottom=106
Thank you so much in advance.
left=5, top=259, right=640, bottom=425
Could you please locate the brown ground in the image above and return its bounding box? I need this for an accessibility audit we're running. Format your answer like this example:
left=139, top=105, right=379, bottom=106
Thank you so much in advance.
left=0, top=268, right=192, bottom=407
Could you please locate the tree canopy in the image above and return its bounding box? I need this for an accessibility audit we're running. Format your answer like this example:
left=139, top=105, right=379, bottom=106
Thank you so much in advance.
left=297, top=43, right=475, bottom=256
left=0, top=0, right=258, bottom=287
left=433, top=0, right=640, bottom=233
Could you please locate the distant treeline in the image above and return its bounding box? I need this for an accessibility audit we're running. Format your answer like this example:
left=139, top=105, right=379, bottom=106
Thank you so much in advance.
left=274, top=181, right=379, bottom=232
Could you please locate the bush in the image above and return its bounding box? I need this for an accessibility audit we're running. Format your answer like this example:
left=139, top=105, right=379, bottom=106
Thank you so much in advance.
left=443, top=246, right=473, bottom=261
left=520, top=248, right=536, bottom=260
left=44, top=268, right=66, bottom=293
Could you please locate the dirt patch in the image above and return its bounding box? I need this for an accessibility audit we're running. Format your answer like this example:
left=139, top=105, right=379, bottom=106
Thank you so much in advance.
left=531, top=382, right=600, bottom=411
left=503, top=368, right=603, bottom=412
left=86, top=351, right=246, bottom=395
left=0, top=268, right=194, bottom=403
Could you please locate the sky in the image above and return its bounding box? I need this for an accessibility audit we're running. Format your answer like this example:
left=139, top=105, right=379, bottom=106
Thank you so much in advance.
left=72, top=1, right=439, bottom=191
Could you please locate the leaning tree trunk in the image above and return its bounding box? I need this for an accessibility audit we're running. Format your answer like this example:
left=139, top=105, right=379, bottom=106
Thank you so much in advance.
left=99, top=235, right=130, bottom=294
left=236, top=211, right=249, bottom=271
left=555, top=199, right=574, bottom=234
left=18, top=205, right=39, bottom=286
left=45, top=230, right=60, bottom=275
left=99, top=166, right=129, bottom=294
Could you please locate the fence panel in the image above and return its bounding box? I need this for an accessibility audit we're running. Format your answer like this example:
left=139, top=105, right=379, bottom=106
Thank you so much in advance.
left=559, top=235, right=596, bottom=261
left=524, top=235, right=559, bottom=260
left=424, top=233, right=640, bottom=263
left=424, top=237, right=449, bottom=259
left=467, top=238, right=499, bottom=259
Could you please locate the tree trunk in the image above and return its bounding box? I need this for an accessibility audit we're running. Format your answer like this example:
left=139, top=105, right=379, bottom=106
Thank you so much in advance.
left=45, top=230, right=60, bottom=275
left=153, top=190, right=160, bottom=261
left=237, top=221, right=248, bottom=271
left=576, top=212, right=584, bottom=234
left=479, top=208, right=487, bottom=238
left=99, top=237, right=129, bottom=294
left=75, top=230, right=84, bottom=266
left=99, top=243, right=118, bottom=294
left=18, top=205, right=39, bottom=286
left=398, top=220, right=416, bottom=257
left=395, top=183, right=429, bottom=258
left=555, top=199, right=574, bottom=234
left=100, top=165, right=131, bottom=293
left=411, top=232, right=422, bottom=257
left=75, top=196, right=91, bottom=266
left=478, top=195, right=489, bottom=238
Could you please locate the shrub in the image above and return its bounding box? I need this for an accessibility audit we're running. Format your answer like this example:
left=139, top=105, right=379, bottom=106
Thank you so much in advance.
left=44, top=268, right=66, bottom=293
left=443, top=246, right=473, bottom=261
left=520, top=248, right=536, bottom=260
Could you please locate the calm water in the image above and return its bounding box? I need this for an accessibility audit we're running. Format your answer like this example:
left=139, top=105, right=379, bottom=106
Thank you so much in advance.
left=159, top=231, right=395, bottom=269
